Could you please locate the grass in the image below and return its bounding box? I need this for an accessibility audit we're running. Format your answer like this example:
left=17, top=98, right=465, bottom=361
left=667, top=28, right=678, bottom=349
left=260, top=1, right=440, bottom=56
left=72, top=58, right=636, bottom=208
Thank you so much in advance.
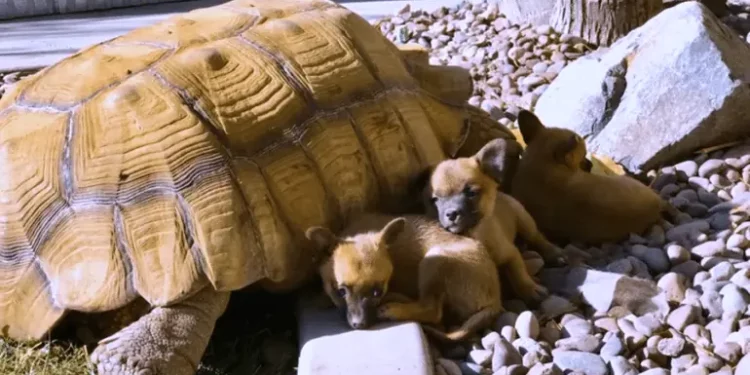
left=1, top=290, right=300, bottom=375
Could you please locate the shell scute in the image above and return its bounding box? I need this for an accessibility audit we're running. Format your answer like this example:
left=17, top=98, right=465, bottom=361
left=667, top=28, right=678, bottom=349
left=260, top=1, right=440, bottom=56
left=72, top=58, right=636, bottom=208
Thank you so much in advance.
left=155, top=38, right=309, bottom=155
left=0, top=109, right=69, bottom=340
left=239, top=7, right=381, bottom=109
left=19, top=43, right=169, bottom=108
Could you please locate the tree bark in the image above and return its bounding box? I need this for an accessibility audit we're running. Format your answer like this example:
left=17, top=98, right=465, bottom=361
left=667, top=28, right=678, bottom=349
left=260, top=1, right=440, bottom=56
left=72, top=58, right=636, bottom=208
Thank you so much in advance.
left=550, top=0, right=663, bottom=46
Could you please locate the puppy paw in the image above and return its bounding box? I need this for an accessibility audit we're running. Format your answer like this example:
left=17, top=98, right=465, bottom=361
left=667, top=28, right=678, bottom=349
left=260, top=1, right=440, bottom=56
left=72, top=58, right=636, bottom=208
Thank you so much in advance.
left=377, top=303, right=400, bottom=321
left=542, top=247, right=568, bottom=267
left=520, top=281, right=549, bottom=303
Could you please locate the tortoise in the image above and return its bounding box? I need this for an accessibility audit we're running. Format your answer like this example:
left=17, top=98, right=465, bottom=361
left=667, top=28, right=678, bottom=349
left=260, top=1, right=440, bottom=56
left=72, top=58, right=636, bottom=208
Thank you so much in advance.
left=0, top=0, right=515, bottom=373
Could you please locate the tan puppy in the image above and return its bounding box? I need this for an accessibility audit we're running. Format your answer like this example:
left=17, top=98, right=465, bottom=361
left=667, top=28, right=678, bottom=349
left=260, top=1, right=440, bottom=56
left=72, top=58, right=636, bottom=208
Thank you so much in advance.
left=306, top=213, right=503, bottom=343
left=510, top=110, right=675, bottom=244
left=423, top=138, right=564, bottom=304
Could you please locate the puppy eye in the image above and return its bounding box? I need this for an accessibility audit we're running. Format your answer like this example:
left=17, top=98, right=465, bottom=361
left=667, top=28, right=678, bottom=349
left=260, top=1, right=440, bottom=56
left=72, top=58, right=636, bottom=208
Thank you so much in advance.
left=430, top=196, right=438, bottom=203
left=371, top=287, right=383, bottom=298
left=337, top=287, right=347, bottom=297
left=463, top=186, right=479, bottom=197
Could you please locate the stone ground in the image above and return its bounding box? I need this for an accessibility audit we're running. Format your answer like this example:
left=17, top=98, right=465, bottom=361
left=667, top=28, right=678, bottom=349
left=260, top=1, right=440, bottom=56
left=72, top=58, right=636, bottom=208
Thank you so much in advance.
left=6, top=0, right=750, bottom=374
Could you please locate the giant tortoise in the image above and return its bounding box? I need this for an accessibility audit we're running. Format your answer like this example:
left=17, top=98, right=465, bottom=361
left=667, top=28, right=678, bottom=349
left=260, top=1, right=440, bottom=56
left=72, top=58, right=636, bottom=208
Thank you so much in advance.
left=0, top=0, right=514, bottom=373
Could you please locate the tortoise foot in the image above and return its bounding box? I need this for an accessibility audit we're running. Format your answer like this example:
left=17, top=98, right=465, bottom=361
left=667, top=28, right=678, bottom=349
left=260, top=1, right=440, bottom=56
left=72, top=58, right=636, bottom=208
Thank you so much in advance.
left=90, top=287, right=230, bottom=375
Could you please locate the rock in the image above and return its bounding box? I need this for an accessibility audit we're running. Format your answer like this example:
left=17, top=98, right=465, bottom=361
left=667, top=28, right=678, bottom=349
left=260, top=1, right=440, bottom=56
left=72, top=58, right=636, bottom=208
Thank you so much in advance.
left=552, top=351, right=607, bottom=375
left=714, top=342, right=742, bottom=365
left=634, top=314, right=664, bottom=336
left=701, top=291, right=725, bottom=319
left=608, top=356, right=637, bottom=375
left=502, top=326, right=518, bottom=343
left=736, top=353, right=750, bottom=375
left=720, top=283, right=750, bottom=316
left=561, top=315, right=594, bottom=337
left=535, top=1, right=750, bottom=173
left=482, top=331, right=502, bottom=350
left=527, top=362, right=563, bottom=375
left=672, top=353, right=698, bottom=372
left=516, top=311, right=540, bottom=339
left=657, top=337, right=686, bottom=357
left=639, top=369, right=669, bottom=375
left=699, top=159, right=727, bottom=178
left=706, top=318, right=736, bottom=346
left=458, top=361, right=485, bottom=375
left=599, top=335, right=625, bottom=361
left=666, top=244, right=691, bottom=265
left=657, top=272, right=687, bottom=303
left=630, top=245, right=670, bottom=274
left=711, top=262, right=736, bottom=281
left=667, top=305, right=701, bottom=331
left=497, top=0, right=555, bottom=27
left=539, top=321, right=561, bottom=344
left=540, top=295, right=577, bottom=319
left=469, top=349, right=493, bottom=367
left=555, top=335, right=601, bottom=353
left=692, top=240, right=727, bottom=258
left=675, top=160, right=699, bottom=177
left=493, top=337, right=523, bottom=371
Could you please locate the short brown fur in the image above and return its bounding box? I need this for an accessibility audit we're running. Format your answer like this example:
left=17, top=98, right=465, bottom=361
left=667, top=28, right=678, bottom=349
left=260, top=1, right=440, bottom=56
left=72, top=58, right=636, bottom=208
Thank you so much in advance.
left=306, top=213, right=503, bottom=343
left=424, top=138, right=565, bottom=304
left=510, top=110, right=675, bottom=244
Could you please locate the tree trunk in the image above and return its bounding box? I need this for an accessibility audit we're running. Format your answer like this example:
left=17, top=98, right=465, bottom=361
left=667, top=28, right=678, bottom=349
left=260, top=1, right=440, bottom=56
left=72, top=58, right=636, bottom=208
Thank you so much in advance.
left=550, top=0, right=663, bottom=46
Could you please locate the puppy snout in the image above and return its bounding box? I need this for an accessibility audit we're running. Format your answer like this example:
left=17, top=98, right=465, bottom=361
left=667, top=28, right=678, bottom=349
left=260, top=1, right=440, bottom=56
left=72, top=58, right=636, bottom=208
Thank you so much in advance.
left=445, top=209, right=460, bottom=222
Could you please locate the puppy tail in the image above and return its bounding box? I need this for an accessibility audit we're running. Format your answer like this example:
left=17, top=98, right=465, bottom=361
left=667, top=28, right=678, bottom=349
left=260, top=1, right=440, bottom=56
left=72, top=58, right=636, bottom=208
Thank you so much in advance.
left=422, top=305, right=503, bottom=344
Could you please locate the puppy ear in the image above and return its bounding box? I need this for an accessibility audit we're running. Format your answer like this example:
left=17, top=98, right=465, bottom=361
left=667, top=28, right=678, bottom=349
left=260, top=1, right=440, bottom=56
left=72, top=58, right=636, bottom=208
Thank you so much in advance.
left=579, top=158, right=593, bottom=173
left=475, top=138, right=522, bottom=187
left=380, top=217, right=407, bottom=246
left=517, top=110, right=545, bottom=144
left=555, top=134, right=578, bottom=162
left=306, top=226, right=339, bottom=256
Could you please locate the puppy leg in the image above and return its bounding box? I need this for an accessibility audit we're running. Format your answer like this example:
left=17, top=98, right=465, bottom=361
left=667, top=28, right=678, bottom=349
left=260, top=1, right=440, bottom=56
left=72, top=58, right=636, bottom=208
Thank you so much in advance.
left=378, top=257, right=446, bottom=326
left=501, top=243, right=549, bottom=304
left=509, top=197, right=567, bottom=266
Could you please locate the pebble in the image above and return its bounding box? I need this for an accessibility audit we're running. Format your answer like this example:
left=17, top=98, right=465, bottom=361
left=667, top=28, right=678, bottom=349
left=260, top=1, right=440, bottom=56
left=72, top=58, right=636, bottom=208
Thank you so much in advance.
left=515, top=311, right=540, bottom=339
left=540, top=295, right=577, bottom=319
left=714, top=342, right=742, bottom=365
left=656, top=337, right=685, bottom=357
left=666, top=244, right=690, bottom=265
left=492, top=337, right=523, bottom=371
left=657, top=272, right=687, bottom=303
left=554, top=335, right=600, bottom=353
left=561, top=315, right=593, bottom=337
left=439, top=359, right=463, bottom=375
left=608, top=356, right=637, bottom=375
left=552, top=351, right=607, bottom=375
left=666, top=305, right=700, bottom=331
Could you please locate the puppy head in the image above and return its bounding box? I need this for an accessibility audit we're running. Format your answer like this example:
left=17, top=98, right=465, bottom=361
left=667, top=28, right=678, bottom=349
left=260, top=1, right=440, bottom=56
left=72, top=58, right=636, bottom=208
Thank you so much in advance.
left=425, top=138, right=519, bottom=234
left=517, top=110, right=590, bottom=171
left=305, top=218, right=406, bottom=330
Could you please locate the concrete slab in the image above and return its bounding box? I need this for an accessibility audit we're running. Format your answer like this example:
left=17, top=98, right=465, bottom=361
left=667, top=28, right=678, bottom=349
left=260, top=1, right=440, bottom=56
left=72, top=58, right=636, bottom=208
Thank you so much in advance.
left=297, top=290, right=435, bottom=375
left=0, top=0, right=465, bottom=73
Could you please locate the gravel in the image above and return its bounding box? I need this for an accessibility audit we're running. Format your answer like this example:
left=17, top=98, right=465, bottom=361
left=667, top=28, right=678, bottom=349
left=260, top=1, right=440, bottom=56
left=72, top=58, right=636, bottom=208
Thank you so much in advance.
left=369, top=2, right=750, bottom=373
left=6, top=1, right=750, bottom=375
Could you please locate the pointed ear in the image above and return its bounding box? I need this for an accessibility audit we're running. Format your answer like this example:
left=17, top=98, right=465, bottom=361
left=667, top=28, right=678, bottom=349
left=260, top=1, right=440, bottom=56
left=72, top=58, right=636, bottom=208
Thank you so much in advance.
left=380, top=217, right=406, bottom=247
left=475, top=138, right=522, bottom=186
left=580, top=158, right=593, bottom=173
left=554, top=134, right=580, bottom=165
left=305, top=226, right=339, bottom=256
left=517, top=110, right=545, bottom=144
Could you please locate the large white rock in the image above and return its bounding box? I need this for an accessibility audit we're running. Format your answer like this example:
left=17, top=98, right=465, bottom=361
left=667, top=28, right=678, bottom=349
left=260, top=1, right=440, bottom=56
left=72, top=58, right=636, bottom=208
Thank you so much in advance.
left=296, top=291, right=434, bottom=375
left=534, top=1, right=750, bottom=173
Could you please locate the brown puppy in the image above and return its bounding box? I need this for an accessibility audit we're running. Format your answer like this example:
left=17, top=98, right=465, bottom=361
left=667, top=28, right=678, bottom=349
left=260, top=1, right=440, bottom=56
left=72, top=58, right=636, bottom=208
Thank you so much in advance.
left=510, top=110, right=675, bottom=245
left=423, top=138, right=564, bottom=304
left=306, top=213, right=503, bottom=343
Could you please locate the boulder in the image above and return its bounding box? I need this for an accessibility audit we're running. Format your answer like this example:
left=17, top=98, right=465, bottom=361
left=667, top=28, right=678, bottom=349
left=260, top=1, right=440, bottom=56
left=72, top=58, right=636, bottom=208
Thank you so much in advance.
left=497, top=0, right=555, bottom=28
left=534, top=1, right=750, bottom=174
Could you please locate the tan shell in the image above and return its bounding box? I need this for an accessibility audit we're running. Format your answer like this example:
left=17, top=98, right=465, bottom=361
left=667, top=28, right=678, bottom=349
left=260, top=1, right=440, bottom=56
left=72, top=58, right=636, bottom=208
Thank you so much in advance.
left=0, top=0, right=513, bottom=341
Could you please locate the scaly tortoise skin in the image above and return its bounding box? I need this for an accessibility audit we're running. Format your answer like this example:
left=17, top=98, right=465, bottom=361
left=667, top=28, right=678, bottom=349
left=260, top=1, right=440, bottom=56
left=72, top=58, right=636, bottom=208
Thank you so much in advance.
left=0, top=0, right=513, bottom=373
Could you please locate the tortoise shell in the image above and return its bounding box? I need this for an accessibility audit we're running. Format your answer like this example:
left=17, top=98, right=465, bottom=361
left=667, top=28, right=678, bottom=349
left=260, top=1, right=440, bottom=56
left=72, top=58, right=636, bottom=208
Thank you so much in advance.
left=0, top=0, right=513, bottom=341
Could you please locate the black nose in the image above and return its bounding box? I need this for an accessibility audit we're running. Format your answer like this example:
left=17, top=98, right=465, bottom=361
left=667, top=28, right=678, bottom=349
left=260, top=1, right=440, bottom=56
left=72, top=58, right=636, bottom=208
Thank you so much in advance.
left=446, top=210, right=459, bottom=222
left=350, top=320, right=366, bottom=329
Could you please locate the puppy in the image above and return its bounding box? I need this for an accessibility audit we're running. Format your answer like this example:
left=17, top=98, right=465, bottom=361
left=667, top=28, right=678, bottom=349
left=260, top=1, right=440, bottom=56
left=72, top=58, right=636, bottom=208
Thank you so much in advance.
left=306, top=213, right=503, bottom=343
left=422, top=138, right=565, bottom=304
left=509, top=110, right=675, bottom=245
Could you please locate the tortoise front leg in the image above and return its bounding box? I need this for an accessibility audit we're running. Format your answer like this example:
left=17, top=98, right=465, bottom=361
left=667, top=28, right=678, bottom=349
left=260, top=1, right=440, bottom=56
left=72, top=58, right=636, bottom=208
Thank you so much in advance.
left=90, top=286, right=230, bottom=375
